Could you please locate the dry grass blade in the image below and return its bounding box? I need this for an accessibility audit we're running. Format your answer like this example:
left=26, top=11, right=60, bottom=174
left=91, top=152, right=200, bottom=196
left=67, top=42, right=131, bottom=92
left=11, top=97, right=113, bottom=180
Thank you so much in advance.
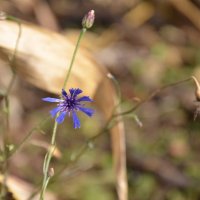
left=112, top=111, right=127, bottom=200
left=169, top=0, right=200, bottom=31
left=0, top=20, right=128, bottom=200
left=95, top=76, right=128, bottom=200
left=122, top=1, right=155, bottom=28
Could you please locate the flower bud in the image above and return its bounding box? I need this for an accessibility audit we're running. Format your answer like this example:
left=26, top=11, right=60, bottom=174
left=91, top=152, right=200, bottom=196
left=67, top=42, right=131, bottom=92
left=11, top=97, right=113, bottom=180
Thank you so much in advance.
left=48, top=167, right=54, bottom=177
left=82, top=10, right=95, bottom=29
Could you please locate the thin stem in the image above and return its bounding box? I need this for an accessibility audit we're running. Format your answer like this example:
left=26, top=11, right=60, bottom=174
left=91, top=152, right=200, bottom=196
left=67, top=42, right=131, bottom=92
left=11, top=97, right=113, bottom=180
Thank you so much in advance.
left=107, top=73, right=122, bottom=105
left=62, top=28, right=86, bottom=89
left=0, top=17, right=21, bottom=199
left=113, top=77, right=192, bottom=117
left=40, top=120, right=58, bottom=200
left=40, top=27, right=87, bottom=200
left=51, top=120, right=58, bottom=145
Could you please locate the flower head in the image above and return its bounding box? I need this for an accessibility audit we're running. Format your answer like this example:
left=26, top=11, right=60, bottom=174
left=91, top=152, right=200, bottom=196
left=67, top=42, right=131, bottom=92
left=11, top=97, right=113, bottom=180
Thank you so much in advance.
left=42, top=88, right=94, bottom=128
left=82, top=10, right=95, bottom=29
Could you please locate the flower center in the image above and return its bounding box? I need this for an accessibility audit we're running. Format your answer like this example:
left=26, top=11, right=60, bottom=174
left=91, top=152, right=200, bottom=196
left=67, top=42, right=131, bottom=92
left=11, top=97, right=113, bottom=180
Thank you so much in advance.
left=66, top=98, right=76, bottom=109
left=59, top=95, right=81, bottom=113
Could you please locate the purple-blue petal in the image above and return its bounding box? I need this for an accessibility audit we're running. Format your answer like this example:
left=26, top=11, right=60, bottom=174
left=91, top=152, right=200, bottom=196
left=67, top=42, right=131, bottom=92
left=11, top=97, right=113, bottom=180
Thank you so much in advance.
left=72, top=111, right=81, bottom=128
left=79, top=107, right=94, bottom=117
left=56, top=111, right=67, bottom=124
left=77, top=96, right=93, bottom=102
left=43, top=88, right=94, bottom=128
left=69, top=88, right=82, bottom=98
left=42, top=97, right=61, bottom=103
left=62, top=89, right=68, bottom=98
left=50, top=107, right=61, bottom=117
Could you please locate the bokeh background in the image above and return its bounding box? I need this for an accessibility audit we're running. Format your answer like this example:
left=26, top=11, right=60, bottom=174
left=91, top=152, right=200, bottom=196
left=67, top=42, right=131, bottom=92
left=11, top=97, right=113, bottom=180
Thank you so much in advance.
left=1, top=0, right=200, bottom=200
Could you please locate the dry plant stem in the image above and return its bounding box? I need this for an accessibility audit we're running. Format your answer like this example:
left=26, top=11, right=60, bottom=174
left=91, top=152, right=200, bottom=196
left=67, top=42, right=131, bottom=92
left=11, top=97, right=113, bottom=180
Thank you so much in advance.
left=107, top=74, right=122, bottom=111
left=0, top=17, right=21, bottom=199
left=40, top=28, right=87, bottom=200
left=114, top=77, right=193, bottom=118
left=169, top=0, right=200, bottom=32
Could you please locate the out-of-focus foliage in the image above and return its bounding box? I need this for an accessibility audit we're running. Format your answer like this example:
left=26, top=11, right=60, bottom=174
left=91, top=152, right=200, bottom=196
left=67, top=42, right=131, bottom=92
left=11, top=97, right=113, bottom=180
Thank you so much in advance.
left=1, top=0, right=200, bottom=199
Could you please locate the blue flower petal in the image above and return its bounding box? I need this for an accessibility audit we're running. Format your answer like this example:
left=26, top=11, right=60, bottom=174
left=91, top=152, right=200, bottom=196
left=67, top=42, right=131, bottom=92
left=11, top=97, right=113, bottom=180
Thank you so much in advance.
left=70, top=88, right=82, bottom=98
left=42, top=97, right=61, bottom=103
left=50, top=107, right=61, bottom=117
left=62, top=89, right=68, bottom=97
left=77, top=96, right=93, bottom=102
left=79, top=107, right=94, bottom=117
left=72, top=111, right=81, bottom=128
left=56, top=111, right=67, bottom=124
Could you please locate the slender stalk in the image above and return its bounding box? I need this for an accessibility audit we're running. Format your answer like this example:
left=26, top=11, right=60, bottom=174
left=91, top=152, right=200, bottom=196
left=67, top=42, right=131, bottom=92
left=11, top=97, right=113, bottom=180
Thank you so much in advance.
left=62, top=28, right=86, bottom=89
left=39, top=27, right=87, bottom=200
left=113, top=77, right=192, bottom=118
left=0, top=17, right=21, bottom=199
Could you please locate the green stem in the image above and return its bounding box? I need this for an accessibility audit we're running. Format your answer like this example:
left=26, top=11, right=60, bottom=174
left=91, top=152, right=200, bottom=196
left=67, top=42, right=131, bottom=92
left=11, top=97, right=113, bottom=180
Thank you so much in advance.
left=0, top=16, right=21, bottom=199
left=51, top=120, right=58, bottom=145
left=40, top=118, right=58, bottom=200
left=62, top=28, right=86, bottom=89
left=40, top=27, right=87, bottom=200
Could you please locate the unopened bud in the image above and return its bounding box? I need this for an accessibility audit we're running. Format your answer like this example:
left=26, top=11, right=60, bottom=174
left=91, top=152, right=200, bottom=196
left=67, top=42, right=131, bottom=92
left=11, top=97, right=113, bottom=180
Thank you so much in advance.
left=0, top=11, right=6, bottom=20
left=82, top=10, right=95, bottom=29
left=48, top=167, right=54, bottom=177
left=88, top=141, right=94, bottom=149
left=107, top=73, right=114, bottom=79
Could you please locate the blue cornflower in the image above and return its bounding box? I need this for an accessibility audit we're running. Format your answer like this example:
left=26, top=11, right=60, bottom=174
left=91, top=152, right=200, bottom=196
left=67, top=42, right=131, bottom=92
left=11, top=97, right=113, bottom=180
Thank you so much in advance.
left=42, top=88, right=94, bottom=128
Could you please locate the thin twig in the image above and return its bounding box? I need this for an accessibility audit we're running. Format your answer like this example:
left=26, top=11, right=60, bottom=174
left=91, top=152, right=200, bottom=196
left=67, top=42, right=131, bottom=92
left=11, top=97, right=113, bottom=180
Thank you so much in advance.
left=0, top=16, right=21, bottom=199
left=114, top=77, right=192, bottom=117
